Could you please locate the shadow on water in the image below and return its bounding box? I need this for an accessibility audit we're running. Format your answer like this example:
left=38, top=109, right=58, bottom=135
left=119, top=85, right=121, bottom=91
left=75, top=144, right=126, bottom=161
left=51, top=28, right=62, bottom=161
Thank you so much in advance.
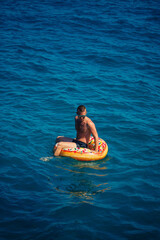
left=40, top=155, right=111, bottom=205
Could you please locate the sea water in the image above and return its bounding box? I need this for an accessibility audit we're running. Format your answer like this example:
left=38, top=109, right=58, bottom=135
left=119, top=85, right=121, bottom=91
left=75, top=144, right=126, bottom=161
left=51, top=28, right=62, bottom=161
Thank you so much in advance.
left=0, top=0, right=160, bottom=239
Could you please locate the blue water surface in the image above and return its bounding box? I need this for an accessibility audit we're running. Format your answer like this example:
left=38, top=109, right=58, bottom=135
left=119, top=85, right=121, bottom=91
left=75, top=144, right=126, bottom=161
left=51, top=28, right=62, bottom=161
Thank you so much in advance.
left=0, top=0, right=160, bottom=239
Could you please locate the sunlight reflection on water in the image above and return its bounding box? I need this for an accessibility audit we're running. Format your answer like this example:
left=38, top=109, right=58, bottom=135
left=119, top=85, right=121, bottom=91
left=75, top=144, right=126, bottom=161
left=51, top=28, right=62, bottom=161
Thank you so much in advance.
left=44, top=156, right=111, bottom=205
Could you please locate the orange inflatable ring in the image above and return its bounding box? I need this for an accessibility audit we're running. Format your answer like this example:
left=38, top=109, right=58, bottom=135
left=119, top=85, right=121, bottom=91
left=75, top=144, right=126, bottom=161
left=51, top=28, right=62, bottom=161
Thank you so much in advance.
left=54, top=136, right=108, bottom=161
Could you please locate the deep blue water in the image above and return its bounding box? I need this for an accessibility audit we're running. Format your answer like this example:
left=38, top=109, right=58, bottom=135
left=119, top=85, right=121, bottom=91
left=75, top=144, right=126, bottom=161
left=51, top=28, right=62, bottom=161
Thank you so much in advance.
left=0, top=0, right=160, bottom=239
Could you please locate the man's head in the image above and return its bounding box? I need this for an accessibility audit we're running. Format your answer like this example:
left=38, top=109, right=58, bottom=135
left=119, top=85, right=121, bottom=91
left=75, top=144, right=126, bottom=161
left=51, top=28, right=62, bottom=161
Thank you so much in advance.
left=77, top=105, right=87, bottom=119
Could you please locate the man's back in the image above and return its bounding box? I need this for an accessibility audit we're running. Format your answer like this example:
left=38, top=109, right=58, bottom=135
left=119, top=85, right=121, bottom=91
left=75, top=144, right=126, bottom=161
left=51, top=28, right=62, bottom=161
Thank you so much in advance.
left=75, top=116, right=92, bottom=144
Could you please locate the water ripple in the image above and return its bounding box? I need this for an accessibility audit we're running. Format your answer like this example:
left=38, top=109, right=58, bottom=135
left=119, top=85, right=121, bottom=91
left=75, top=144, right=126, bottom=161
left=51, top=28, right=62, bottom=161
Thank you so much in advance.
left=0, top=0, right=160, bottom=239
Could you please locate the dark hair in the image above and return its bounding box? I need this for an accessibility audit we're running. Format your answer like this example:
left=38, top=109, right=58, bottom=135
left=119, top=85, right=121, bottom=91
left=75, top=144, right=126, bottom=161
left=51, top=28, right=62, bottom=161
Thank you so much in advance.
left=77, top=105, right=86, bottom=113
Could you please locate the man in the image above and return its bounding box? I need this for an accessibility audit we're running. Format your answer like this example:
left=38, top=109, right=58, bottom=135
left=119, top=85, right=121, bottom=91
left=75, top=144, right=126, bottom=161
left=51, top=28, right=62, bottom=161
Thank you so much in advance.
left=54, top=105, right=99, bottom=156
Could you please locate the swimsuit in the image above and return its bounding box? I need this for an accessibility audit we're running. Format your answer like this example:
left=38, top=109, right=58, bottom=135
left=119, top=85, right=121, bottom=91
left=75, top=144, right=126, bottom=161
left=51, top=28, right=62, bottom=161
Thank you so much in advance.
left=72, top=139, right=88, bottom=148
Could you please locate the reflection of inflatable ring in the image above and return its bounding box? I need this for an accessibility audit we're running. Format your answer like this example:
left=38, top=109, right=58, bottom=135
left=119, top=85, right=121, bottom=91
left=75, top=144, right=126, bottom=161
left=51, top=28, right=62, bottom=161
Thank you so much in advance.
left=54, top=137, right=108, bottom=161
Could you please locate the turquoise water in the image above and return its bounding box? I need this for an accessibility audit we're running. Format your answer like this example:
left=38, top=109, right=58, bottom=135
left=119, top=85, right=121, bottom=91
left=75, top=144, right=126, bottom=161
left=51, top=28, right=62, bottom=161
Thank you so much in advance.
left=0, top=0, right=160, bottom=239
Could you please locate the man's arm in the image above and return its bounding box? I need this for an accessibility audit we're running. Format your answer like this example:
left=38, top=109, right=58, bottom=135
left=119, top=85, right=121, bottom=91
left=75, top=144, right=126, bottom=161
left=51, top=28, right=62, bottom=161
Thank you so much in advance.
left=88, top=121, right=99, bottom=152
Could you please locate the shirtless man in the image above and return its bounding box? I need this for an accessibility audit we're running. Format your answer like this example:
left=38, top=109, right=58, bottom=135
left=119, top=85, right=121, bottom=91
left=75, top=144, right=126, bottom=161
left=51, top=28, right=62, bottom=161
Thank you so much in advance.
left=54, top=105, right=99, bottom=156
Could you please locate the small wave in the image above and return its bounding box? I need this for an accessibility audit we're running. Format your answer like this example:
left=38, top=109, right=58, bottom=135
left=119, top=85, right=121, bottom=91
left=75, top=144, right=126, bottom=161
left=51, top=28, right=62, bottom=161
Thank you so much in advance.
left=40, top=156, right=53, bottom=162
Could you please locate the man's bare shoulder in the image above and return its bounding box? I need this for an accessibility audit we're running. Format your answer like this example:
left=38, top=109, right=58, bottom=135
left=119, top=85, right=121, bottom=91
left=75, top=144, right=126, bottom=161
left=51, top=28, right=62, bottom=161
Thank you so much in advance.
left=85, top=117, right=95, bottom=127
